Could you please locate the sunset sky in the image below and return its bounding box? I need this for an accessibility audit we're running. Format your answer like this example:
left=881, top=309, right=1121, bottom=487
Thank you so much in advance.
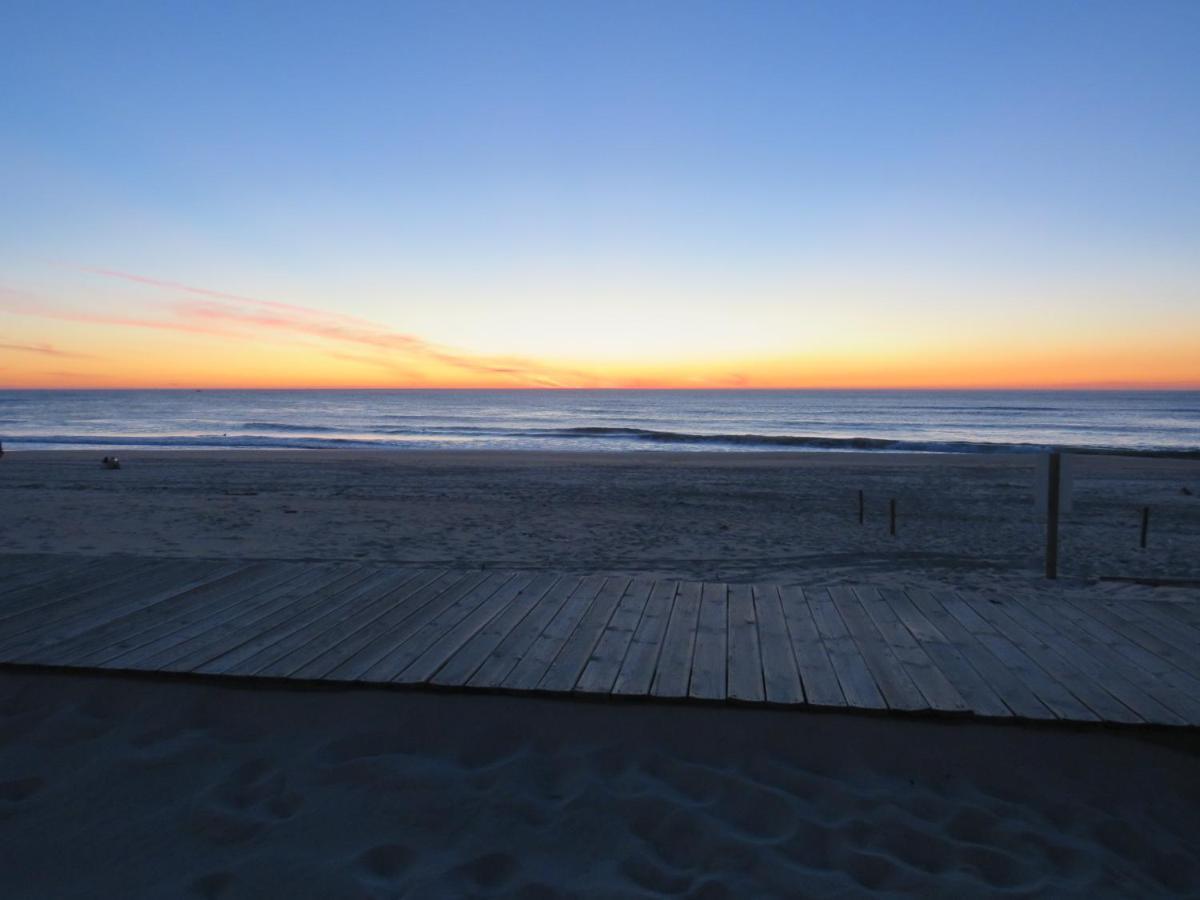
left=2, top=1, right=1198, bottom=389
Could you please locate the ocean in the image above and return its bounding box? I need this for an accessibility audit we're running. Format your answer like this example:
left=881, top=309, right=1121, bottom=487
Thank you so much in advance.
left=0, top=390, right=1197, bottom=456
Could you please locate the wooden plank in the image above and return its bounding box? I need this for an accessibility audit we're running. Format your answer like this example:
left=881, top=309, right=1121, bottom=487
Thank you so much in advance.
left=0, top=554, right=154, bottom=594
left=1045, top=597, right=1200, bottom=722
left=0, top=557, right=167, bottom=627
left=611, top=580, right=677, bottom=697
left=394, top=572, right=540, bottom=684
left=431, top=573, right=563, bottom=687
left=851, top=587, right=968, bottom=713
left=252, top=568, right=443, bottom=679
left=287, top=569, right=460, bottom=679
left=502, top=575, right=607, bottom=691
left=0, top=555, right=58, bottom=580
left=932, top=591, right=1099, bottom=722
left=0, top=560, right=241, bottom=659
left=363, top=571, right=517, bottom=683
left=0, top=558, right=183, bottom=635
left=140, top=564, right=369, bottom=672
left=1151, top=597, right=1200, bottom=630
left=688, top=582, right=728, bottom=701
left=1153, top=606, right=1200, bottom=652
left=828, top=587, right=926, bottom=711
left=9, top=549, right=1194, bottom=730
left=333, top=571, right=496, bottom=681
left=0, top=556, right=114, bottom=601
left=575, top=577, right=654, bottom=695
left=827, top=587, right=926, bottom=712
left=803, top=587, right=885, bottom=710
left=1087, top=599, right=1200, bottom=677
left=468, top=576, right=582, bottom=689
left=954, top=591, right=1141, bottom=724
left=650, top=581, right=703, bottom=699
left=538, top=576, right=631, bottom=693
left=726, top=584, right=764, bottom=702
left=157, top=565, right=378, bottom=672
left=1006, top=595, right=1190, bottom=726
left=904, top=589, right=1050, bottom=720
left=18, top=562, right=308, bottom=666
left=231, top=567, right=436, bottom=678
left=0, top=559, right=142, bottom=622
left=878, top=588, right=1014, bottom=718
left=324, top=571, right=490, bottom=681
left=777, top=586, right=845, bottom=707
left=750, top=585, right=803, bottom=705
left=199, top=567, right=421, bottom=677
left=1092, top=598, right=1200, bottom=665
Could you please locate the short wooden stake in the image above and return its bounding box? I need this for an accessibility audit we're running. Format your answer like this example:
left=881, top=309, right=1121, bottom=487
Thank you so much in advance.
left=889, top=498, right=896, bottom=536
left=858, top=490, right=864, bottom=525
left=1140, top=506, right=1150, bottom=549
left=1045, top=452, right=1060, bottom=579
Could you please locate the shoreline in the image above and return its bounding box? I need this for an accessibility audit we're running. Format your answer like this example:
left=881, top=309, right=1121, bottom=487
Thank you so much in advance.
left=4, top=440, right=1199, bottom=459
left=6, top=445, right=1200, bottom=463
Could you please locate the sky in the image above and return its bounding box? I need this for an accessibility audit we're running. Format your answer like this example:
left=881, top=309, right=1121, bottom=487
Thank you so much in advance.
left=1, top=0, right=1198, bottom=389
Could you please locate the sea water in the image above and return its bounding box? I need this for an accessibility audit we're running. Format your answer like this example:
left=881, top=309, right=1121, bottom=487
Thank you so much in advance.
left=0, top=390, right=1196, bottom=456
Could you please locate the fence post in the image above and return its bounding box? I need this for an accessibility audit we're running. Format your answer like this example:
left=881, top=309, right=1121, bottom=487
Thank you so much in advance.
left=889, top=498, right=896, bottom=536
left=1140, top=506, right=1150, bottom=549
left=858, top=490, right=864, bottom=525
left=1045, top=451, right=1060, bottom=579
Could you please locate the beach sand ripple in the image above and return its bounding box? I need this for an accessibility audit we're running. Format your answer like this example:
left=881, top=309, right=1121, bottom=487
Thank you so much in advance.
left=0, top=671, right=1197, bottom=898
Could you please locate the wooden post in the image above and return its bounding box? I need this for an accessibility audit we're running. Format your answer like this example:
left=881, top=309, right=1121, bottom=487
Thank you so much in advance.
left=1045, top=451, right=1060, bottom=579
left=889, top=498, right=896, bottom=536
left=858, top=490, right=864, bottom=525
left=1140, top=506, right=1150, bottom=549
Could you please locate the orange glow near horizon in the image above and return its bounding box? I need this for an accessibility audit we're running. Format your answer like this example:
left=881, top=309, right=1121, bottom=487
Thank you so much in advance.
left=2, top=331, right=1198, bottom=391
left=2, top=269, right=1198, bottom=391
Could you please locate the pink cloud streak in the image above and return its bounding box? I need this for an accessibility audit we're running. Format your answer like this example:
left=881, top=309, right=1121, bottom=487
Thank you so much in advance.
left=0, top=339, right=93, bottom=359
left=7, top=271, right=598, bottom=387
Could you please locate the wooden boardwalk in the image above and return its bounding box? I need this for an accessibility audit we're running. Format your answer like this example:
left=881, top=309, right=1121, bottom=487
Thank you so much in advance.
left=2, top=554, right=1199, bottom=728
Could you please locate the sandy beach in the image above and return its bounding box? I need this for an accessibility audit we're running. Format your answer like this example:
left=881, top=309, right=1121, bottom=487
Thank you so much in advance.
left=6, top=0, right=1198, bottom=893
left=0, top=449, right=1197, bottom=594
left=2, top=449, right=1199, bottom=897
left=2, top=670, right=1198, bottom=899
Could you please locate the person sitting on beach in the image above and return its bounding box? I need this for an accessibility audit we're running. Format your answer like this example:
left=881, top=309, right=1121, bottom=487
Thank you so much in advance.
left=101, top=456, right=121, bottom=469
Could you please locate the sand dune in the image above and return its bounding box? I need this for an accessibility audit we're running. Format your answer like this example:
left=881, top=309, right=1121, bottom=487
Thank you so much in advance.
left=1, top=671, right=1197, bottom=898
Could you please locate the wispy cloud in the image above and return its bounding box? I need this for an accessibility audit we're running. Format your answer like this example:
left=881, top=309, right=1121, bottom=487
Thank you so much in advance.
left=323, top=350, right=424, bottom=381
left=6, top=271, right=600, bottom=387
left=74, top=266, right=378, bottom=327
left=0, top=339, right=93, bottom=359
left=0, top=287, right=239, bottom=337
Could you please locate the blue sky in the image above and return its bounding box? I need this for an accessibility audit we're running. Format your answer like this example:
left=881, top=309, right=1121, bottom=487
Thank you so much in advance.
left=1, top=1, right=1198, bottom=387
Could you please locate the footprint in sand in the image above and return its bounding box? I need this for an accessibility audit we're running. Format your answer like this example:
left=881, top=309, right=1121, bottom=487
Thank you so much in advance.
left=619, top=852, right=693, bottom=895
left=191, top=870, right=235, bottom=899
left=0, top=775, right=45, bottom=805
left=453, top=851, right=519, bottom=891
left=0, top=776, right=46, bottom=824
left=187, top=759, right=304, bottom=846
left=357, top=843, right=413, bottom=887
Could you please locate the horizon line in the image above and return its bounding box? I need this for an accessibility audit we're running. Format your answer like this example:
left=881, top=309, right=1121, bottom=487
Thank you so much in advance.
left=2, top=384, right=1198, bottom=392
